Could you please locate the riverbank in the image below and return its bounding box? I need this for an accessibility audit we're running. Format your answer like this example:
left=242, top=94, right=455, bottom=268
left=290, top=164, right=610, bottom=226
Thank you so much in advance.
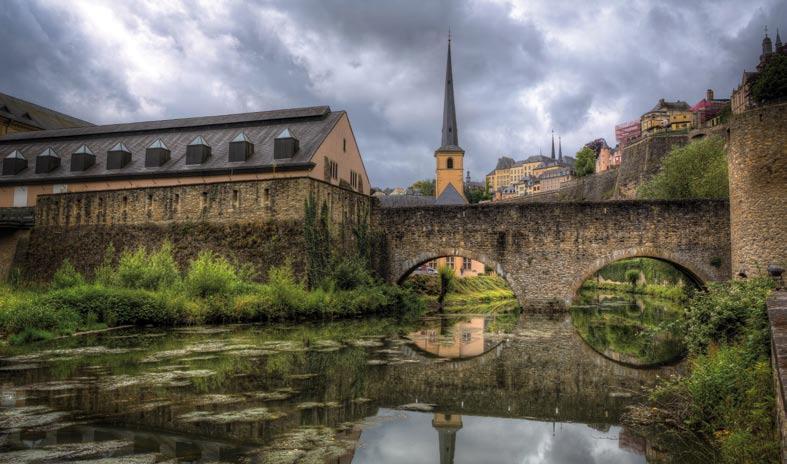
left=624, top=277, right=779, bottom=462
left=404, top=274, right=520, bottom=313
left=581, top=279, right=687, bottom=301
left=0, top=245, right=424, bottom=345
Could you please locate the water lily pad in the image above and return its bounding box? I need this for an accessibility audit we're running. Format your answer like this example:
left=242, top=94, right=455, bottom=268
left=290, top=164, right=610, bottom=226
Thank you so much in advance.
left=178, top=407, right=286, bottom=424
left=295, top=401, right=340, bottom=410
left=398, top=402, right=436, bottom=412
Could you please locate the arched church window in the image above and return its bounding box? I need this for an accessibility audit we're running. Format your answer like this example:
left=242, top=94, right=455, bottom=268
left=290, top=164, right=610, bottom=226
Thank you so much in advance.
left=447, top=157, right=454, bottom=169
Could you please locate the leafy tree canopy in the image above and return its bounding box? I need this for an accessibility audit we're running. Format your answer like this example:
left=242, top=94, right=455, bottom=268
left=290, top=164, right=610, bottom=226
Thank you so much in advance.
left=574, top=147, right=596, bottom=177
left=410, top=179, right=435, bottom=196
left=752, top=54, right=787, bottom=104
left=637, top=136, right=728, bottom=200
left=465, top=183, right=492, bottom=204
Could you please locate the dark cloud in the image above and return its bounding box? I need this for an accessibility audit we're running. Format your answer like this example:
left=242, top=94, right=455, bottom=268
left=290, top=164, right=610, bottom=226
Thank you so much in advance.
left=0, top=0, right=784, bottom=187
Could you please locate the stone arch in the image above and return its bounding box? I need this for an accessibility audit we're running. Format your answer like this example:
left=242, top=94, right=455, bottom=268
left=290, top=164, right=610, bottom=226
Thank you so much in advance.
left=567, top=246, right=712, bottom=301
left=394, top=246, right=508, bottom=285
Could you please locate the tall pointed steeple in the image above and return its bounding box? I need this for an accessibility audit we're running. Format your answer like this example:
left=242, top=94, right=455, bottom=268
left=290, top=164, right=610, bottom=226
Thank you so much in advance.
left=777, top=28, right=783, bottom=49
left=440, top=32, right=461, bottom=151
left=558, top=136, right=563, bottom=163
left=550, top=130, right=556, bottom=160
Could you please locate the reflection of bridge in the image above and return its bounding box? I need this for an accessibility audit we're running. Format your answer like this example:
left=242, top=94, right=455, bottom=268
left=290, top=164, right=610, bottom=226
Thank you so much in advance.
left=375, top=199, right=730, bottom=308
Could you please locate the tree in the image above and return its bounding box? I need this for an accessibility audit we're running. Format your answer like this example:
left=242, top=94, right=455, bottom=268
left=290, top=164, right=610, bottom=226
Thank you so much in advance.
left=574, top=147, right=596, bottom=177
left=625, top=269, right=640, bottom=289
left=752, top=54, right=787, bottom=104
left=464, top=183, right=492, bottom=204
left=437, top=264, right=455, bottom=312
left=411, top=179, right=435, bottom=196
left=637, top=136, right=728, bottom=200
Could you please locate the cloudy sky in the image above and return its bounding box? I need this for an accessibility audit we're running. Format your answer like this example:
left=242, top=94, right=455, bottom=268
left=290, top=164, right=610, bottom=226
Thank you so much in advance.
left=1, top=0, right=784, bottom=187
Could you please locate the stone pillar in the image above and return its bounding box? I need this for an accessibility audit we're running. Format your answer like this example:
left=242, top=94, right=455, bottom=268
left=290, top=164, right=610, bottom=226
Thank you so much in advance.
left=728, top=103, right=787, bottom=277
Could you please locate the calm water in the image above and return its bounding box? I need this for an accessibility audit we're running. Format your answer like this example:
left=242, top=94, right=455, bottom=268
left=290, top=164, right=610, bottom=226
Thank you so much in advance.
left=0, top=301, right=685, bottom=463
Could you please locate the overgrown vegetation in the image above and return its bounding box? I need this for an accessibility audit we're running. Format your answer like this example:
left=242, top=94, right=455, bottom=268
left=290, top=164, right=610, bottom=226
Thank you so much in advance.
left=626, top=277, right=778, bottom=463
left=638, top=136, right=728, bottom=200
left=0, top=196, right=424, bottom=345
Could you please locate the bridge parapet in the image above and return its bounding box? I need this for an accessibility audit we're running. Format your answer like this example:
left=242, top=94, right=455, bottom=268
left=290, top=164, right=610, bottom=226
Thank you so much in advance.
left=373, top=199, right=731, bottom=309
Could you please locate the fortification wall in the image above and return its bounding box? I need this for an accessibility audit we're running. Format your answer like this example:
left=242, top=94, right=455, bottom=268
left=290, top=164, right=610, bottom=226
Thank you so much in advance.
left=728, top=102, right=787, bottom=277
left=614, top=133, right=689, bottom=198
left=506, top=170, right=619, bottom=203
left=16, top=177, right=370, bottom=282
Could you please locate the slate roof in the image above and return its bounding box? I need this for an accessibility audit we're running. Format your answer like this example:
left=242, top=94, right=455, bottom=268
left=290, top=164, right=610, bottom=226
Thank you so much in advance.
left=434, top=183, right=466, bottom=206
left=0, top=92, right=93, bottom=131
left=494, top=156, right=516, bottom=170
left=647, top=99, right=691, bottom=113
left=0, top=106, right=342, bottom=186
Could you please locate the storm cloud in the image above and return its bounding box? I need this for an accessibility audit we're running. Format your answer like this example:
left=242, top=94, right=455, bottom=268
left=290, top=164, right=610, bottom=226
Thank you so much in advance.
left=1, top=0, right=784, bottom=187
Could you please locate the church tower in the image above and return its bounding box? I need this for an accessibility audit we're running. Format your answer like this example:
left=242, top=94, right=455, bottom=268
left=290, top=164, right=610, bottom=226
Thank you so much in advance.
left=434, top=34, right=467, bottom=204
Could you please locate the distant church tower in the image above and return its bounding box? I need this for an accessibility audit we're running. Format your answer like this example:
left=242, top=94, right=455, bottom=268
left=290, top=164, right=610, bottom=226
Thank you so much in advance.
left=434, top=34, right=467, bottom=204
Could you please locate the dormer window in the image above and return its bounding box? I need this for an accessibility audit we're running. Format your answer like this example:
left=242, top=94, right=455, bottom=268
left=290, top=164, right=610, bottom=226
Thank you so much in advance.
left=274, top=128, right=299, bottom=160
left=186, top=135, right=211, bottom=165
left=35, top=148, right=60, bottom=173
left=229, top=132, right=253, bottom=162
left=71, top=144, right=95, bottom=172
left=2, top=150, right=27, bottom=175
left=107, top=142, right=131, bottom=169
left=145, top=138, right=170, bottom=167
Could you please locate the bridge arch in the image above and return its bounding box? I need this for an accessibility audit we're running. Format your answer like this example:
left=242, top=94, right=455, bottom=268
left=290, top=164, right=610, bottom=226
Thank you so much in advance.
left=394, top=247, right=508, bottom=285
left=567, top=246, right=711, bottom=301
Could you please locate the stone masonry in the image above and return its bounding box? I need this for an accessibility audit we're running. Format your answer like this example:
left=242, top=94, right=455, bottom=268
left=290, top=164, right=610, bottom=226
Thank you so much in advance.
left=373, top=199, right=731, bottom=309
left=728, top=102, right=787, bottom=277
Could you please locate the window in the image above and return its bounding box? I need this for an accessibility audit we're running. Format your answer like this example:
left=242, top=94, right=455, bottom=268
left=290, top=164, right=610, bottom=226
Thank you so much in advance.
left=350, top=170, right=362, bottom=190
left=324, top=157, right=339, bottom=181
left=462, top=257, right=472, bottom=271
left=343, top=138, right=347, bottom=153
left=13, top=186, right=27, bottom=207
left=232, top=189, right=240, bottom=210
left=446, top=157, right=454, bottom=169
left=446, top=256, right=455, bottom=268
left=173, top=194, right=180, bottom=215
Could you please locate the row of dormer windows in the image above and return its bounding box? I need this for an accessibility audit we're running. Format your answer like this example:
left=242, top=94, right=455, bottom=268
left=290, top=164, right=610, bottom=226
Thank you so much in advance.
left=1, top=129, right=298, bottom=176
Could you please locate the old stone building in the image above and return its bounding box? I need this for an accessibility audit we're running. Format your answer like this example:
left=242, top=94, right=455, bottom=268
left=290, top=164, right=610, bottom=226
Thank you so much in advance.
left=640, top=98, right=692, bottom=134
left=0, top=105, right=369, bottom=208
left=0, top=92, right=92, bottom=136
left=732, top=27, right=786, bottom=114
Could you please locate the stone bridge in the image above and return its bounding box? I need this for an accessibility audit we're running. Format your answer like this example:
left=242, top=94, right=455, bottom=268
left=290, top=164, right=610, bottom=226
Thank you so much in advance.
left=374, top=199, right=731, bottom=309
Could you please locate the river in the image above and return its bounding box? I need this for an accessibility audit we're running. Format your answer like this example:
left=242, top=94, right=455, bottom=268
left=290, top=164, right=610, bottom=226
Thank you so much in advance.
left=0, top=294, right=687, bottom=463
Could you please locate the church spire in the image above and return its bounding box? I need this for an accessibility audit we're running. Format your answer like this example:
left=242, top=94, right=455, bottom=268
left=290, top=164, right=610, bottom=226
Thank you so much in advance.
left=550, top=130, right=555, bottom=160
left=440, top=32, right=461, bottom=151
left=558, top=136, right=563, bottom=163
left=777, top=28, right=783, bottom=49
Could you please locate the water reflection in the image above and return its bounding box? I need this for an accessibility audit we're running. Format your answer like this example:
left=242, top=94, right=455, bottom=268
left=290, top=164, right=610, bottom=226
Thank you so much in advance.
left=0, top=314, right=679, bottom=463
left=571, top=292, right=686, bottom=367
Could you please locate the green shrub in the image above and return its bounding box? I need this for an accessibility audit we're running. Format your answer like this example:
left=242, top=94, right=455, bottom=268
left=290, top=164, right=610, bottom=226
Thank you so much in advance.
left=684, top=277, right=774, bottom=356
left=116, top=242, right=181, bottom=290
left=184, top=251, right=240, bottom=298
left=0, top=297, right=81, bottom=337
left=9, top=328, right=56, bottom=345
left=625, top=269, right=640, bottom=288
left=51, top=260, right=85, bottom=289
left=638, top=136, right=728, bottom=200
left=330, top=258, right=374, bottom=290
left=650, top=345, right=779, bottom=463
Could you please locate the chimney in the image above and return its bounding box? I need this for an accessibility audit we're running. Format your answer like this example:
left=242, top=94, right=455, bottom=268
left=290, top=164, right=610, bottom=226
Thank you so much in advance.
left=706, top=89, right=714, bottom=101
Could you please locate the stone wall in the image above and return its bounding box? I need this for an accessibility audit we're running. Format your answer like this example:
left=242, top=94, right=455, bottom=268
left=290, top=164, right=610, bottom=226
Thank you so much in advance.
left=728, top=102, right=787, bottom=277
left=767, top=291, right=787, bottom=464
left=506, top=170, right=618, bottom=203
left=374, top=199, right=731, bottom=309
left=15, top=177, right=370, bottom=282
left=614, top=133, right=689, bottom=198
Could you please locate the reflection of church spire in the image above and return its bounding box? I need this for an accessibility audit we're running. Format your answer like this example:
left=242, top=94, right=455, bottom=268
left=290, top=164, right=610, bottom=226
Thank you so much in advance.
left=433, top=413, right=462, bottom=464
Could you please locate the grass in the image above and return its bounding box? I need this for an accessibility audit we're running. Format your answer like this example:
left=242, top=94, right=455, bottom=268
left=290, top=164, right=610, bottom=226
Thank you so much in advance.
left=0, top=244, right=425, bottom=345
left=404, top=274, right=520, bottom=313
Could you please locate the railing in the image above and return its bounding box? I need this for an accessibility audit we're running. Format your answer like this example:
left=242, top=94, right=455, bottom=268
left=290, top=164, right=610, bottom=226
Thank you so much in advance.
left=0, top=207, right=35, bottom=228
